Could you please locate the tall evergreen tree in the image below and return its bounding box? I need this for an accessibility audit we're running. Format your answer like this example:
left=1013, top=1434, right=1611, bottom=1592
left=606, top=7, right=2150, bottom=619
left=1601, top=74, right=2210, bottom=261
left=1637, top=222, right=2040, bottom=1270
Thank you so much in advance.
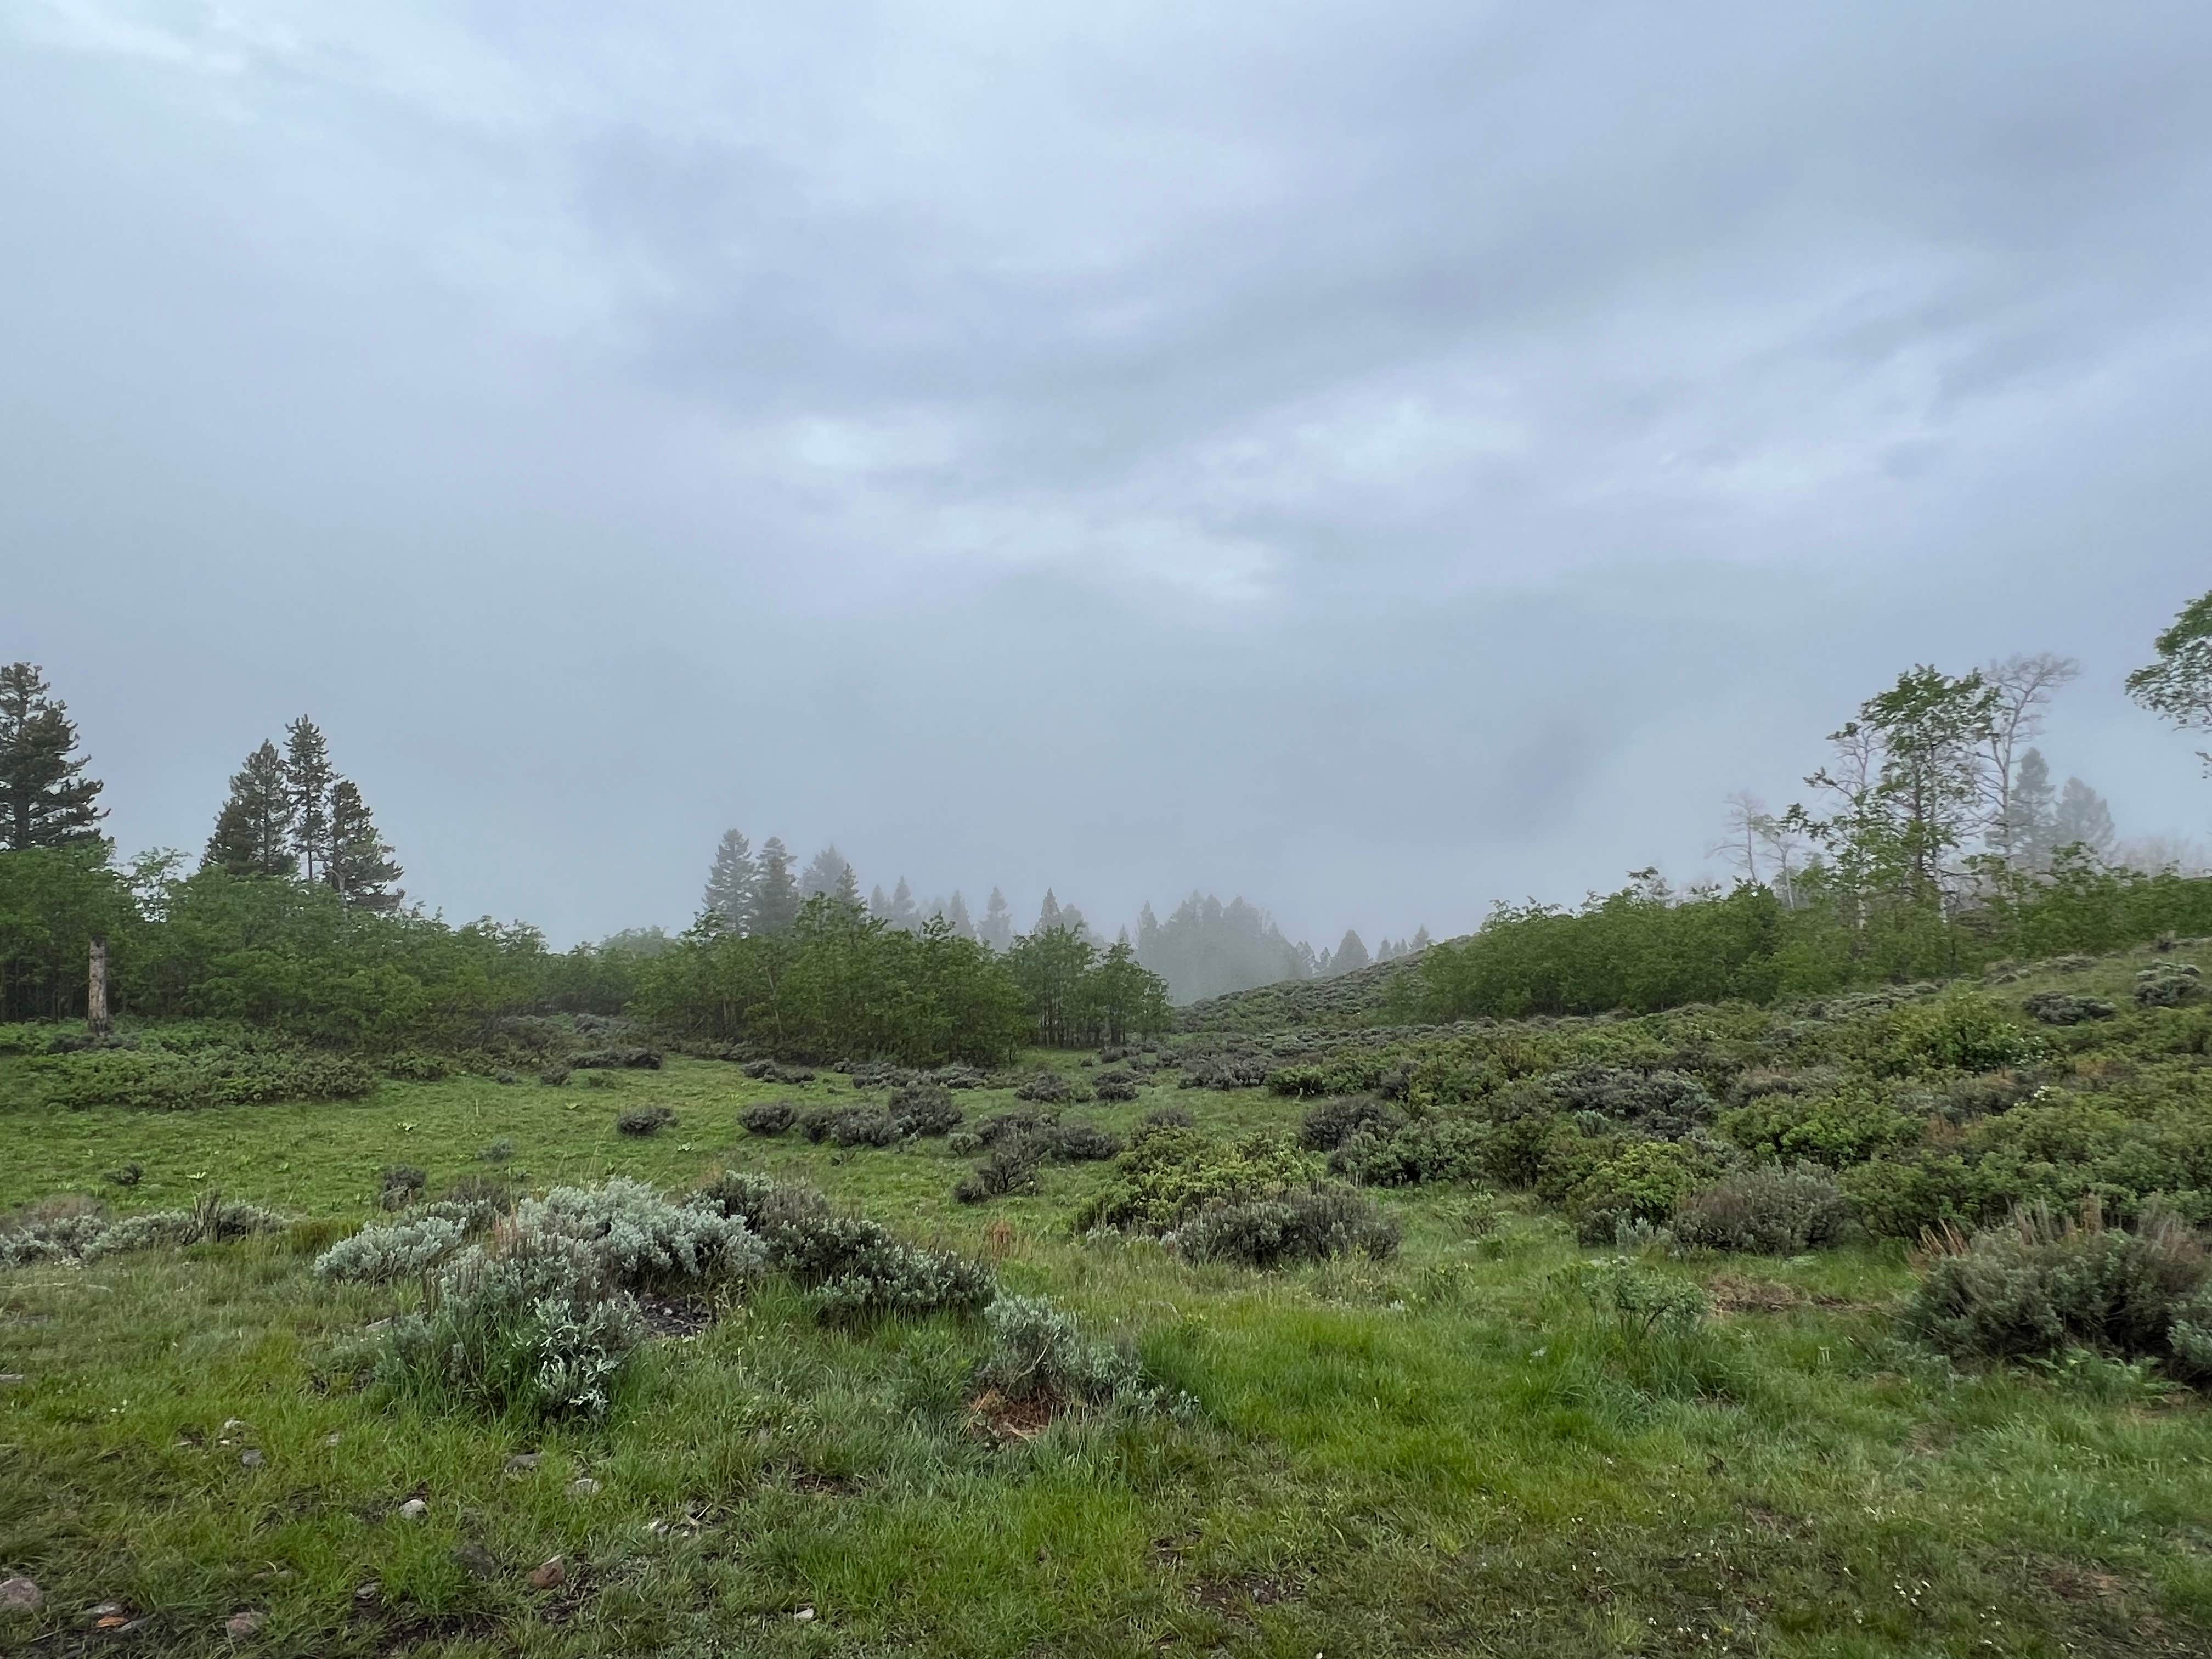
left=868, top=883, right=893, bottom=919
left=284, top=716, right=337, bottom=883
left=978, top=887, right=1015, bottom=951
left=749, top=837, right=800, bottom=934
left=326, top=778, right=403, bottom=910
left=1408, top=926, right=1432, bottom=953
left=1035, top=889, right=1063, bottom=934
left=887, top=877, right=920, bottom=932
left=702, top=830, right=758, bottom=933
left=832, top=860, right=863, bottom=910
left=2052, top=777, right=2117, bottom=860
left=203, top=741, right=297, bottom=877
left=1330, top=929, right=1372, bottom=975
left=2004, top=747, right=2059, bottom=870
left=0, top=662, right=106, bottom=850
left=799, top=843, right=856, bottom=902
left=945, top=890, right=975, bottom=941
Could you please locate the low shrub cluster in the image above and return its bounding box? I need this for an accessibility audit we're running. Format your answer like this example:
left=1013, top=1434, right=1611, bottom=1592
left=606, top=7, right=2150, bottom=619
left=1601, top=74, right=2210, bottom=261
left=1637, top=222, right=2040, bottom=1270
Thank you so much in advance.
left=1166, top=1184, right=1402, bottom=1267
left=975, top=1294, right=1171, bottom=1411
left=952, top=1119, right=1126, bottom=1204
left=1013, top=1070, right=1081, bottom=1104
left=1091, top=1068, right=1142, bottom=1102
left=697, top=1172, right=995, bottom=1321
left=617, top=1105, right=677, bottom=1137
left=887, top=1082, right=964, bottom=1137
left=1, top=1190, right=287, bottom=1267
left=40, top=1043, right=378, bottom=1110
left=1075, top=1123, right=1317, bottom=1235
left=1904, top=1201, right=2212, bottom=1382
left=738, top=1100, right=798, bottom=1136
left=2024, top=991, right=2118, bottom=1025
left=2136, top=964, right=2204, bottom=1007
left=1671, top=1164, right=1853, bottom=1254
left=574, top=1047, right=664, bottom=1070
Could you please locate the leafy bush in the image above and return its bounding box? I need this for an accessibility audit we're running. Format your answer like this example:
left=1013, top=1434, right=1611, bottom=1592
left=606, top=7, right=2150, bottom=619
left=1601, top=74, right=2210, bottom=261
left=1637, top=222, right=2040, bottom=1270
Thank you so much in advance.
left=1873, top=993, right=2041, bottom=1076
left=824, top=1106, right=900, bottom=1147
left=1300, top=1094, right=1405, bottom=1152
left=314, top=1205, right=483, bottom=1284
left=1719, top=1080, right=1925, bottom=1166
left=1074, top=1124, right=1319, bottom=1235
left=539, top=1064, right=571, bottom=1087
left=1167, top=1183, right=1402, bottom=1267
left=3, top=1190, right=288, bottom=1266
left=2136, top=964, right=2204, bottom=1007
left=1014, top=1070, right=1079, bottom=1104
left=742, top=1059, right=818, bottom=1085
left=1566, top=1256, right=1709, bottom=1340
left=976, top=1294, right=1156, bottom=1407
left=42, top=1045, right=377, bottom=1110
left=739, top=1101, right=797, bottom=1136
left=1904, top=1203, right=2210, bottom=1375
left=1328, top=1114, right=1483, bottom=1187
left=1547, top=1066, right=1716, bottom=1138
left=382, top=1051, right=450, bottom=1081
left=888, top=1082, right=963, bottom=1137
left=696, top=1172, right=995, bottom=1321
left=573, top=1047, right=663, bottom=1070
left=955, top=1137, right=1045, bottom=1204
left=973, top=1107, right=1057, bottom=1147
left=2024, top=991, right=2118, bottom=1026
left=617, top=1105, right=676, bottom=1137
left=1672, top=1164, right=1853, bottom=1253
left=1091, top=1068, right=1141, bottom=1103
left=1565, top=1139, right=1719, bottom=1243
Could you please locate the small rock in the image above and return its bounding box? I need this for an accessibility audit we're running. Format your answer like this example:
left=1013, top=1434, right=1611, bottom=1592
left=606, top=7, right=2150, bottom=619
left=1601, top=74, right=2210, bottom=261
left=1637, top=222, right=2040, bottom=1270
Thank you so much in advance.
left=452, top=1542, right=498, bottom=1581
left=0, top=1373, right=26, bottom=1385
left=353, top=1581, right=380, bottom=1604
left=397, top=1498, right=428, bottom=1521
left=89, top=1600, right=124, bottom=1618
left=0, top=1576, right=40, bottom=1611
left=94, top=1613, right=131, bottom=1630
left=224, top=1610, right=265, bottom=1638
left=321, top=1431, right=342, bottom=1448
left=794, top=1605, right=817, bottom=1622
left=527, top=1556, right=566, bottom=1590
left=566, top=1477, right=601, bottom=1498
left=240, top=1449, right=264, bottom=1469
left=222, top=1417, right=248, bottom=1433
left=503, top=1453, right=541, bottom=1479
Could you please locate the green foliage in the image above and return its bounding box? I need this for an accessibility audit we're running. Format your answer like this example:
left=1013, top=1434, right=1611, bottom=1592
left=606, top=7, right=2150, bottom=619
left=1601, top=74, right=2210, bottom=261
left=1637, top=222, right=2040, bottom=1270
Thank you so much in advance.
left=1328, top=1113, right=1485, bottom=1187
left=1005, top=929, right=1172, bottom=1048
left=1671, top=1163, right=1853, bottom=1253
left=976, top=1294, right=1162, bottom=1408
left=616, top=1105, right=676, bottom=1136
left=1719, top=1079, right=1924, bottom=1166
left=2135, top=963, right=2203, bottom=1007
left=697, top=1171, right=995, bottom=1322
left=738, top=1099, right=796, bottom=1135
left=0, top=1189, right=286, bottom=1267
left=1073, top=1123, right=1318, bottom=1234
left=38, top=1042, right=377, bottom=1110
left=1564, top=1139, right=1719, bottom=1243
left=1870, top=992, right=2041, bottom=1076
left=1166, top=1183, right=1402, bottom=1267
left=2125, top=586, right=2212, bottom=771
left=1904, top=1203, right=2211, bottom=1379
left=1564, top=1256, right=1710, bottom=1341
left=0, top=662, right=105, bottom=853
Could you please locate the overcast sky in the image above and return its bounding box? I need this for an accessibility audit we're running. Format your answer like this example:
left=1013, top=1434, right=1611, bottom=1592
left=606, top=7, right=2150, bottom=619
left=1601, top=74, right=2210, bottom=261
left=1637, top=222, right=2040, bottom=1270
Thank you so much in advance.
left=5, top=1, right=2210, bottom=949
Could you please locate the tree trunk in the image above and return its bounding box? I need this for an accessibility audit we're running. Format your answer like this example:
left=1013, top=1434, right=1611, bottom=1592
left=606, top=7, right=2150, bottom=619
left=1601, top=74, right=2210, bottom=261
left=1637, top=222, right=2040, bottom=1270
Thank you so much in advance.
left=87, top=934, right=111, bottom=1037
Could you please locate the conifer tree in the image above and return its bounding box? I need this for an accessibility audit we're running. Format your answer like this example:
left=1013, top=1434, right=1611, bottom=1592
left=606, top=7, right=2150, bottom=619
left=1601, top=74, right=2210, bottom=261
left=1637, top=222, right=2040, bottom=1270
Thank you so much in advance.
left=832, top=860, right=863, bottom=910
left=869, top=883, right=893, bottom=919
left=1330, top=929, right=1371, bottom=975
left=945, top=890, right=975, bottom=941
left=2052, top=777, right=2117, bottom=861
left=702, top=830, right=758, bottom=933
left=978, top=887, right=1015, bottom=951
left=204, top=741, right=297, bottom=877
left=284, top=716, right=337, bottom=883
left=749, top=837, right=800, bottom=934
left=1409, top=926, right=1432, bottom=953
left=326, top=778, right=404, bottom=910
left=888, top=876, right=919, bottom=932
left=0, top=663, right=106, bottom=851
left=2004, top=748, right=2058, bottom=870
left=799, top=843, right=856, bottom=901
left=1035, top=889, right=1064, bottom=933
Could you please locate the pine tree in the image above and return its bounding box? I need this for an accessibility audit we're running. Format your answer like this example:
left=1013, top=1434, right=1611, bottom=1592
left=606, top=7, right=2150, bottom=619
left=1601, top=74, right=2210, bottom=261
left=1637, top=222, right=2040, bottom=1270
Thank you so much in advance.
left=0, top=663, right=106, bottom=850
left=945, top=890, right=975, bottom=941
left=1035, top=889, right=1064, bottom=933
left=979, top=887, right=1014, bottom=951
left=888, top=877, right=919, bottom=932
left=869, top=884, right=893, bottom=919
left=203, top=741, right=297, bottom=877
left=749, top=837, right=800, bottom=934
left=284, top=716, right=337, bottom=883
left=1409, top=926, right=1432, bottom=953
left=2052, top=777, right=2117, bottom=861
left=832, top=861, right=863, bottom=910
left=2004, top=748, right=2058, bottom=870
left=799, top=843, right=855, bottom=901
left=702, top=831, right=758, bottom=933
left=1330, top=929, right=1371, bottom=975
left=326, top=778, right=404, bottom=910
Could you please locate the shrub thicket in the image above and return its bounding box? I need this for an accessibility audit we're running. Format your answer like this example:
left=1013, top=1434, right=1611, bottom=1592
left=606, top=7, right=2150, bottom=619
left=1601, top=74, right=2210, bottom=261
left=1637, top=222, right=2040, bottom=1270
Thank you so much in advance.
left=1671, top=1164, right=1853, bottom=1254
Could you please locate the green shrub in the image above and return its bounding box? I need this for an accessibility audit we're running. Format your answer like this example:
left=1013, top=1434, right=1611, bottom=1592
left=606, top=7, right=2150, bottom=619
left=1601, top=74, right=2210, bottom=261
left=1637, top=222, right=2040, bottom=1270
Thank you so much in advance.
left=1299, top=1094, right=1404, bottom=1152
left=955, top=1137, right=1045, bottom=1204
left=572, top=1047, right=664, bottom=1070
left=1548, top=1066, right=1717, bottom=1137
left=696, top=1172, right=995, bottom=1321
left=1328, top=1114, right=1484, bottom=1187
left=888, top=1082, right=963, bottom=1137
left=2024, top=991, right=2118, bottom=1026
left=1719, top=1080, right=1925, bottom=1166
left=1872, top=993, right=2042, bottom=1076
left=4, top=1189, right=288, bottom=1266
left=738, top=1101, right=796, bottom=1136
left=1045, top=1121, right=1122, bottom=1162
left=42, top=1045, right=377, bottom=1110
left=1167, top=1184, right=1402, bottom=1268
left=2136, top=964, right=2204, bottom=1007
left=1565, top=1256, right=1710, bottom=1340
left=616, top=1105, right=677, bottom=1137
left=1073, top=1125, right=1317, bottom=1235
left=977, top=1294, right=1158, bottom=1407
left=1672, top=1164, right=1852, bottom=1254
left=314, top=1205, right=486, bottom=1284
left=381, top=1051, right=450, bottom=1081
left=1903, top=1203, right=2210, bottom=1375
left=519, top=1177, right=763, bottom=1290
left=1565, top=1139, right=1718, bottom=1244
left=1091, top=1068, right=1142, bottom=1103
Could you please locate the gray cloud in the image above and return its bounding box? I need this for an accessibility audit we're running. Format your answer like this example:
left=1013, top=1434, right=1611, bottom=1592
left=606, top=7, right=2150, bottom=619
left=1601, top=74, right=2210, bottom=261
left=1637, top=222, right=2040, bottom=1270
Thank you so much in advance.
left=4, top=0, right=2210, bottom=947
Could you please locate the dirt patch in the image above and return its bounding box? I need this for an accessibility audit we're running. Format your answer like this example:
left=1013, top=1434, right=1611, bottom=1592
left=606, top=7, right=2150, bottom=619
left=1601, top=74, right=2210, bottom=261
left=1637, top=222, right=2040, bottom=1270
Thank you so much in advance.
left=1709, top=1276, right=1805, bottom=1314
left=2045, top=1561, right=2131, bottom=1603
left=966, top=1387, right=1058, bottom=1442
left=635, top=1294, right=714, bottom=1338
left=1191, top=1573, right=1296, bottom=1614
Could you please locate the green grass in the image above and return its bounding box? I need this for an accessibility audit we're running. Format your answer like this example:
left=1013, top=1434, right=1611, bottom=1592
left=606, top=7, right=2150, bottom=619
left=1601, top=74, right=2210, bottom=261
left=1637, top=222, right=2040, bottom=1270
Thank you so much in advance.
left=6, top=1047, right=2212, bottom=1655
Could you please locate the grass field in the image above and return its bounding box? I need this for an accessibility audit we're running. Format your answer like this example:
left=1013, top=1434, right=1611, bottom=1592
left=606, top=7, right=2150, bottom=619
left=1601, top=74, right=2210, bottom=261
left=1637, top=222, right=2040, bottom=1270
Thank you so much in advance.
left=6, top=1004, right=2212, bottom=1656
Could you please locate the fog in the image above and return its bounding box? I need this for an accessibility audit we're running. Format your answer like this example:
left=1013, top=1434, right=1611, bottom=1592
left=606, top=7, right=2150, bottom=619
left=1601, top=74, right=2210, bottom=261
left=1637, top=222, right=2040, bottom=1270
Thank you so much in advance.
left=5, top=1, right=2209, bottom=948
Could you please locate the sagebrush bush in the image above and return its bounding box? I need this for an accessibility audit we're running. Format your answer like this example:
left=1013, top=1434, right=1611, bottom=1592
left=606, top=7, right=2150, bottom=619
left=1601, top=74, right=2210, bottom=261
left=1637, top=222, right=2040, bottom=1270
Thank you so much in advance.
left=616, top=1105, right=677, bottom=1137
left=3, top=1190, right=288, bottom=1266
left=1300, top=1094, right=1405, bottom=1152
left=1167, top=1183, right=1402, bottom=1268
left=976, top=1294, right=1156, bottom=1407
left=1903, top=1202, right=2211, bottom=1374
left=2024, top=991, right=2118, bottom=1026
left=955, top=1137, right=1045, bottom=1204
left=973, top=1107, right=1056, bottom=1148
left=1047, top=1122, right=1122, bottom=1162
left=314, top=1206, right=481, bottom=1284
left=888, top=1082, right=963, bottom=1137
left=1672, top=1164, right=1852, bottom=1254
left=1328, top=1114, right=1483, bottom=1187
left=1547, top=1066, right=1717, bottom=1138
left=1014, top=1070, right=1079, bottom=1104
left=739, top=1100, right=796, bottom=1136
left=42, top=1045, right=377, bottom=1111
left=2136, top=964, right=2204, bottom=1008
left=519, top=1177, right=763, bottom=1290
left=573, top=1047, right=664, bottom=1070
left=696, top=1171, right=995, bottom=1321
left=1090, top=1068, right=1141, bottom=1103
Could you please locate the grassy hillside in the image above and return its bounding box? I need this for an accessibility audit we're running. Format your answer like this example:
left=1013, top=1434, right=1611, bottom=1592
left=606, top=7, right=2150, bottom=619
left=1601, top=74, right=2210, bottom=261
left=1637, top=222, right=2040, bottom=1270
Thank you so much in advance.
left=5, top=944, right=2212, bottom=1656
left=1178, top=951, right=1423, bottom=1032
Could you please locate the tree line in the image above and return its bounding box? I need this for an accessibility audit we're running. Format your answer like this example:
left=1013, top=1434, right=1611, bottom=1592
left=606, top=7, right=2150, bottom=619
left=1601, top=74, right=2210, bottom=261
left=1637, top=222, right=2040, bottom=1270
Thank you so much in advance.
left=1406, top=588, right=2212, bottom=1021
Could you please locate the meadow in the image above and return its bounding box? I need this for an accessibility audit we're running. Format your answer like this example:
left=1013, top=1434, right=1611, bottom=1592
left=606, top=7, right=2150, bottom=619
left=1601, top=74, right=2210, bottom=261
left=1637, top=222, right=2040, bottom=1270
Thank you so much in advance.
left=5, top=946, right=2212, bottom=1657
